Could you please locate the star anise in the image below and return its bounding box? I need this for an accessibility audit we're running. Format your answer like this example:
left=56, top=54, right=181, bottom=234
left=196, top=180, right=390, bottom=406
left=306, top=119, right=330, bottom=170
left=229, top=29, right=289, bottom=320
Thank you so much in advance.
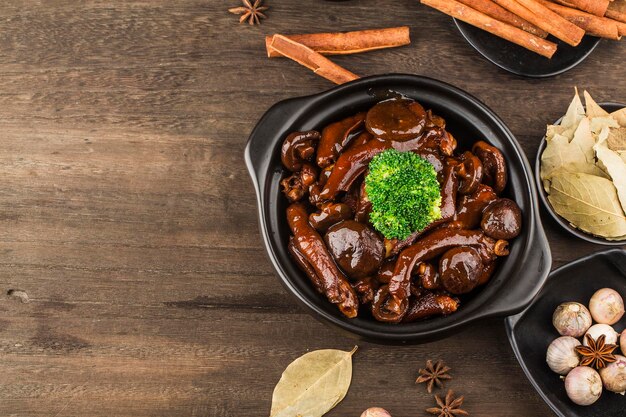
left=427, top=390, right=469, bottom=417
left=228, top=0, right=269, bottom=25
left=575, top=334, right=617, bottom=369
left=416, top=360, right=452, bottom=393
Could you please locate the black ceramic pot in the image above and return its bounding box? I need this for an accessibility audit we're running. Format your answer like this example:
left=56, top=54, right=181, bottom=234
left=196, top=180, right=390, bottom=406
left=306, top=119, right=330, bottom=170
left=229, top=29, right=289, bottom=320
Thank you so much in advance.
left=245, top=74, right=552, bottom=343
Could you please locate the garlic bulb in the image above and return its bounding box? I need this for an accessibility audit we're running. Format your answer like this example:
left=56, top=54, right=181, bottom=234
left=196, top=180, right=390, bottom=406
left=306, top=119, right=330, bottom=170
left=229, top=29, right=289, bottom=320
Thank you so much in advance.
left=564, top=366, right=602, bottom=406
left=599, top=355, right=626, bottom=395
left=553, top=302, right=592, bottom=337
left=361, top=408, right=392, bottom=417
left=589, top=288, right=625, bottom=325
left=584, top=324, right=619, bottom=346
left=546, top=336, right=581, bottom=375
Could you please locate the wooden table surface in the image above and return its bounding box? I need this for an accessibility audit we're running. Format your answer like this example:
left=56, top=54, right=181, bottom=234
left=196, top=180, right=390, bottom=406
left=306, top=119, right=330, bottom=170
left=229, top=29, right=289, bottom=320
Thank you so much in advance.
left=0, top=1, right=624, bottom=416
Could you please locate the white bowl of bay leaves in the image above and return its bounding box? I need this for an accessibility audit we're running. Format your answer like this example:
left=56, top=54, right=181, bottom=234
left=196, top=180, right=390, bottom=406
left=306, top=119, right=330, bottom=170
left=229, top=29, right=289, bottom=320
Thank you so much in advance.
left=537, top=89, right=626, bottom=245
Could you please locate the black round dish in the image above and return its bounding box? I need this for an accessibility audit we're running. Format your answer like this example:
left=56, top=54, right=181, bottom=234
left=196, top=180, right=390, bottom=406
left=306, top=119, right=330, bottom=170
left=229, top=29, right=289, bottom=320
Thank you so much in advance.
left=245, top=74, right=552, bottom=343
left=454, top=19, right=601, bottom=78
left=535, top=102, right=626, bottom=246
left=506, top=249, right=626, bottom=417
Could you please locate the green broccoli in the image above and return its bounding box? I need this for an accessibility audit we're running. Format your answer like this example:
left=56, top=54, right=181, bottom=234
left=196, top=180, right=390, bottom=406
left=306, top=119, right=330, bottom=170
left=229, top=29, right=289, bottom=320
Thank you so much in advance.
left=365, top=149, right=442, bottom=240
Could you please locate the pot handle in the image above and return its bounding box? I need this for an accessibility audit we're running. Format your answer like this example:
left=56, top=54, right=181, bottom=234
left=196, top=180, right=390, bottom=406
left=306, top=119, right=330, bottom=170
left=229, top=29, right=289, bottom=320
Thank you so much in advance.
left=244, top=96, right=310, bottom=188
left=483, top=226, right=552, bottom=318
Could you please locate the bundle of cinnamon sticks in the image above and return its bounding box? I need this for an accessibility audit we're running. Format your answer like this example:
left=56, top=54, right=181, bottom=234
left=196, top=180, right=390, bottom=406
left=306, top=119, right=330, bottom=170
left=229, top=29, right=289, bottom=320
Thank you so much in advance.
left=265, top=27, right=411, bottom=84
left=421, top=0, right=626, bottom=58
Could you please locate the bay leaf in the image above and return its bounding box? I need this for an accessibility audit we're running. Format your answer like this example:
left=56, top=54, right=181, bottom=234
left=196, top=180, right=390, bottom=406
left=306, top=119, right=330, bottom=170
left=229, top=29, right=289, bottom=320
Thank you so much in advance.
left=594, top=128, right=626, bottom=214
left=611, top=107, right=626, bottom=127
left=590, top=116, right=619, bottom=134
left=584, top=90, right=610, bottom=118
left=561, top=89, right=585, bottom=133
left=270, top=347, right=357, bottom=417
left=571, top=118, right=598, bottom=164
left=546, top=124, right=566, bottom=142
left=540, top=126, right=607, bottom=192
left=607, top=127, right=626, bottom=152
left=548, top=171, right=626, bottom=238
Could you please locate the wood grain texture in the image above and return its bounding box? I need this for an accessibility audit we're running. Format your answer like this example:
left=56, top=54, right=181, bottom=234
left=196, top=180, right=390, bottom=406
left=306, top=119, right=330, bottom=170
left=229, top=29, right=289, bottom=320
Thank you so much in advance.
left=0, top=1, right=623, bottom=416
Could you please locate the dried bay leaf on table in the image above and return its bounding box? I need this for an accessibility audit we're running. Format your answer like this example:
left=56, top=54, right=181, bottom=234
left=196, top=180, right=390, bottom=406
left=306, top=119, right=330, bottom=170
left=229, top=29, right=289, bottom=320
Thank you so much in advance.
left=270, top=347, right=357, bottom=417
left=548, top=171, right=626, bottom=238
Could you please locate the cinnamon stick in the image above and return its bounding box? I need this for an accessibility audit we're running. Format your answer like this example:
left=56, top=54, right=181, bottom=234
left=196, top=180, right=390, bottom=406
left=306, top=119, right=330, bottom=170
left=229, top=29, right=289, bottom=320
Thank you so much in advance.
left=613, top=19, right=626, bottom=36
left=455, top=0, right=549, bottom=37
left=606, top=0, right=626, bottom=24
left=266, top=27, right=411, bottom=58
left=269, top=35, right=360, bottom=85
left=420, top=0, right=558, bottom=58
left=551, top=0, right=609, bottom=15
left=538, top=0, right=621, bottom=39
left=492, top=0, right=585, bottom=46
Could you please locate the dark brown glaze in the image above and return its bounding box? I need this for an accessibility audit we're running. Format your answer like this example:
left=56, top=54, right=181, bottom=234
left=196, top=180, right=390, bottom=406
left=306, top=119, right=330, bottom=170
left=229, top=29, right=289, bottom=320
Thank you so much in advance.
left=309, top=202, right=353, bottom=232
left=410, top=279, right=422, bottom=297
left=454, top=184, right=498, bottom=229
left=281, top=131, right=321, bottom=172
left=383, top=163, right=457, bottom=258
left=281, top=174, right=306, bottom=203
left=477, top=260, right=496, bottom=286
left=415, top=127, right=456, bottom=157
left=440, top=162, right=459, bottom=221
left=319, top=128, right=451, bottom=201
left=308, top=165, right=334, bottom=207
left=355, top=180, right=372, bottom=223
left=384, top=220, right=445, bottom=258
left=308, top=183, right=323, bottom=207
left=371, top=285, right=409, bottom=323
left=317, top=112, right=366, bottom=168
left=281, top=100, right=520, bottom=323
left=341, top=180, right=361, bottom=214
left=418, top=262, right=441, bottom=290
left=456, top=151, right=483, bottom=195
left=288, top=237, right=324, bottom=294
left=472, top=140, right=507, bottom=194
left=439, top=247, right=483, bottom=294
left=352, top=276, right=379, bottom=305
left=426, top=109, right=446, bottom=129
left=416, top=149, right=445, bottom=174
left=385, top=228, right=508, bottom=320
left=376, top=259, right=395, bottom=284
left=287, top=202, right=359, bottom=318
left=347, top=131, right=373, bottom=150
left=365, top=99, right=426, bottom=141
left=481, top=198, right=522, bottom=240
left=402, top=291, right=459, bottom=322
left=437, top=130, right=457, bottom=157
left=324, top=220, right=385, bottom=279
left=280, top=163, right=318, bottom=203
left=318, top=137, right=393, bottom=201
left=319, top=164, right=334, bottom=185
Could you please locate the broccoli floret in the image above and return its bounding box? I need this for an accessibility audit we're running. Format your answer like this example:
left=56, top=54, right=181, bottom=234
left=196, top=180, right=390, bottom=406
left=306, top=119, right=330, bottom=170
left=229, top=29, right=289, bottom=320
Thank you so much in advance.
left=365, top=149, right=442, bottom=240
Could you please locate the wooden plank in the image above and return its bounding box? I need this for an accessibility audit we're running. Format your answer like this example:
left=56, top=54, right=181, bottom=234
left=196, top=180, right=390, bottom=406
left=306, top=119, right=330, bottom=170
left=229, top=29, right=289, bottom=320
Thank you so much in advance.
left=0, top=0, right=623, bottom=416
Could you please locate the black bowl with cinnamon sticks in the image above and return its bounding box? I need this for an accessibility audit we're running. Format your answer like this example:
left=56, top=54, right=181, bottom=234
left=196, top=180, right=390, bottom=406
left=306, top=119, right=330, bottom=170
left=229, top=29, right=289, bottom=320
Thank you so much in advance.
left=245, top=74, right=551, bottom=343
left=420, top=0, right=625, bottom=77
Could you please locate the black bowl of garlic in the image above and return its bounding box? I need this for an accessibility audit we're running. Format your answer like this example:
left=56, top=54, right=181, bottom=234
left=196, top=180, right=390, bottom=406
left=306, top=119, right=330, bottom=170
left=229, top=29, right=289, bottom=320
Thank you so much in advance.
left=506, top=249, right=626, bottom=417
